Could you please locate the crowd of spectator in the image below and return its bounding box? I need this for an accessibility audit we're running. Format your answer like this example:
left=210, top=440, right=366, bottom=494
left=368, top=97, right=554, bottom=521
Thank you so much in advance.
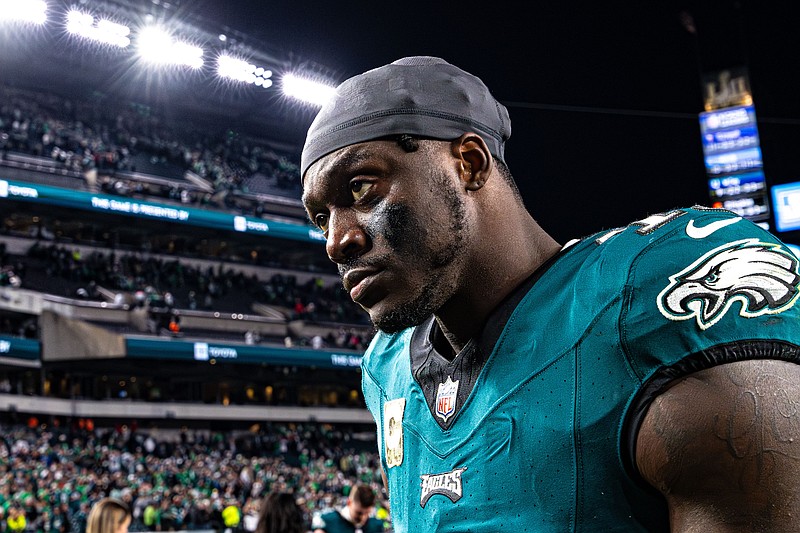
left=0, top=315, right=38, bottom=341
left=0, top=420, right=388, bottom=533
left=0, top=243, right=23, bottom=290
left=0, top=83, right=304, bottom=209
left=22, top=243, right=369, bottom=327
left=1, top=240, right=371, bottom=350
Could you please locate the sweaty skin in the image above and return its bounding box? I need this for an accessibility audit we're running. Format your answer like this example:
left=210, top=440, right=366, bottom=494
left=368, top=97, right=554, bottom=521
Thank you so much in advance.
left=302, top=134, right=555, bottom=354
left=338, top=185, right=466, bottom=333
left=637, top=358, right=800, bottom=532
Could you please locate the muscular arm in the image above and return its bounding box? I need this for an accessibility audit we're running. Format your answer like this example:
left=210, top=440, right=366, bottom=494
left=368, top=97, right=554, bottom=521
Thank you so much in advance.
left=636, top=359, right=800, bottom=532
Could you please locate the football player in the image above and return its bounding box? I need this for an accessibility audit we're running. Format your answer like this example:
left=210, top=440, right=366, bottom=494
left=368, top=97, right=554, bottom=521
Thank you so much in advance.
left=301, top=56, right=800, bottom=532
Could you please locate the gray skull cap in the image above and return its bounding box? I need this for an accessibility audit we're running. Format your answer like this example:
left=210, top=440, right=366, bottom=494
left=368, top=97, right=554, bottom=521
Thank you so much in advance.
left=300, top=56, right=511, bottom=179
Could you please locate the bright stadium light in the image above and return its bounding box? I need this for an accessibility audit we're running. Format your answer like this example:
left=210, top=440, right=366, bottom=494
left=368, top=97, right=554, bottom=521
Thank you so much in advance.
left=0, top=0, right=47, bottom=24
left=66, top=10, right=130, bottom=47
left=217, top=55, right=273, bottom=88
left=282, top=73, right=336, bottom=106
left=137, top=26, right=203, bottom=68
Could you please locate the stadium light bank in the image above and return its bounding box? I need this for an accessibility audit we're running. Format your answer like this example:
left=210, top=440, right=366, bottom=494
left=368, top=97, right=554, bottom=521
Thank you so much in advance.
left=0, top=0, right=338, bottom=106
left=65, top=9, right=130, bottom=48
left=282, top=73, right=336, bottom=106
left=0, top=0, right=47, bottom=24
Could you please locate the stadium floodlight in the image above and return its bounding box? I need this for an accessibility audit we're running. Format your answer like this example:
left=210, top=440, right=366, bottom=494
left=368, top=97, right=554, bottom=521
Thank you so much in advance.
left=0, top=0, right=47, bottom=24
left=137, top=26, right=203, bottom=68
left=217, top=55, right=273, bottom=88
left=66, top=10, right=130, bottom=48
left=282, top=73, right=336, bottom=106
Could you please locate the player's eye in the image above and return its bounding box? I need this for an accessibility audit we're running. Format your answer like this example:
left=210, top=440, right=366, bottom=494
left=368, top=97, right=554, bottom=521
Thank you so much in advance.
left=314, top=213, right=329, bottom=233
left=350, top=180, right=373, bottom=202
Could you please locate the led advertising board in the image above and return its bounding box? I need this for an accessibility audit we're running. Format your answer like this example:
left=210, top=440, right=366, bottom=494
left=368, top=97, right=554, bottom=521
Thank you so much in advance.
left=771, top=181, right=800, bottom=233
left=699, top=104, right=769, bottom=223
left=0, top=178, right=325, bottom=244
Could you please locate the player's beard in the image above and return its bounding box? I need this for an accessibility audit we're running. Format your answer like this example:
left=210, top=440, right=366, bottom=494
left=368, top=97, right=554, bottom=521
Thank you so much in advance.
left=373, top=274, right=448, bottom=333
left=365, top=174, right=467, bottom=334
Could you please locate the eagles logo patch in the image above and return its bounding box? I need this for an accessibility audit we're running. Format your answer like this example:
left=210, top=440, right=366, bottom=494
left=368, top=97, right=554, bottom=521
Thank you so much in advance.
left=657, top=239, right=800, bottom=330
left=420, top=467, right=467, bottom=508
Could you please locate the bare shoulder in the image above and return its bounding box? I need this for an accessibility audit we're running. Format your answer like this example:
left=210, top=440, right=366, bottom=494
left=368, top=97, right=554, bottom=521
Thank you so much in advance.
left=636, top=359, right=800, bottom=531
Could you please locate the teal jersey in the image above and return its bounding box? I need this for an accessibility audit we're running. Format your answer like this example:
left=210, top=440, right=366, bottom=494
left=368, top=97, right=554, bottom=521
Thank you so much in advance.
left=362, top=207, right=800, bottom=532
left=315, top=510, right=385, bottom=533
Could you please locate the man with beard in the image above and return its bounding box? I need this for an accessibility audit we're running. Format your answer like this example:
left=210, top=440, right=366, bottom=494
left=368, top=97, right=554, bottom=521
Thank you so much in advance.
left=300, top=56, right=800, bottom=531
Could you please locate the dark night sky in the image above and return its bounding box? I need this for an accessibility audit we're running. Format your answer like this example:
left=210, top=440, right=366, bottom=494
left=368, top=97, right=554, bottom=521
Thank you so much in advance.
left=194, top=0, right=800, bottom=243
left=4, top=1, right=800, bottom=244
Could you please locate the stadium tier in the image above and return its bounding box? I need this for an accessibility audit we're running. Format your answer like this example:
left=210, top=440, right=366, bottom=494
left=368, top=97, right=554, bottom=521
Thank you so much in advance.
left=0, top=3, right=394, bottom=531
left=0, top=80, right=377, bottom=425
left=0, top=88, right=382, bottom=528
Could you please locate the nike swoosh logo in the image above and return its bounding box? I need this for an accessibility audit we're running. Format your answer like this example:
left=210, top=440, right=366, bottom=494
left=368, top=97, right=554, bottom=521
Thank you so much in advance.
left=685, top=217, right=742, bottom=239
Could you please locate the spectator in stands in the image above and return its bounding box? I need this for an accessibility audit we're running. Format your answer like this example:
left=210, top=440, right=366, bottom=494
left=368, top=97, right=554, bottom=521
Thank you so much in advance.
left=70, top=502, right=91, bottom=533
left=312, top=485, right=384, bottom=533
left=167, top=313, right=181, bottom=335
left=311, top=335, right=325, bottom=350
left=6, top=504, right=26, bottom=533
left=255, top=492, right=306, bottom=533
left=244, top=330, right=262, bottom=345
left=142, top=500, right=160, bottom=531
left=222, top=500, right=242, bottom=532
left=87, top=498, right=131, bottom=533
left=50, top=502, right=72, bottom=533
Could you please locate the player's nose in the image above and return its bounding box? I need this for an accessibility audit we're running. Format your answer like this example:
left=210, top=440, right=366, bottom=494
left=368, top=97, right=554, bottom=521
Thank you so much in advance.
left=326, top=209, right=370, bottom=264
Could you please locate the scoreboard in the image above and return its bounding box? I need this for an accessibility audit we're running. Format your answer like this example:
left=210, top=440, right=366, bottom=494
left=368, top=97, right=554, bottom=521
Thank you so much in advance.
left=699, top=104, right=770, bottom=224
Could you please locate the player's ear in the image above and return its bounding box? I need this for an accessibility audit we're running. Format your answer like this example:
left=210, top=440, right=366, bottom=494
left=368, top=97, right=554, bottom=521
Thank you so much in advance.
left=452, top=133, right=492, bottom=191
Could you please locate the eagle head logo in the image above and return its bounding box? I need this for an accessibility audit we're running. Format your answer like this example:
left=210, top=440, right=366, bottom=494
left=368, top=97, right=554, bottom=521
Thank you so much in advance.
left=657, top=239, right=800, bottom=329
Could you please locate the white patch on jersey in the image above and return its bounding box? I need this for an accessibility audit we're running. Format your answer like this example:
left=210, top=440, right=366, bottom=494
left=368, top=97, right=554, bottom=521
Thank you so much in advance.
left=657, top=239, right=800, bottom=330
left=420, top=467, right=467, bottom=508
left=685, top=216, right=742, bottom=239
left=631, top=209, right=686, bottom=235
left=561, top=238, right=581, bottom=250
left=435, top=376, right=459, bottom=424
left=595, top=209, right=687, bottom=245
left=595, top=228, right=625, bottom=245
left=384, top=398, right=405, bottom=468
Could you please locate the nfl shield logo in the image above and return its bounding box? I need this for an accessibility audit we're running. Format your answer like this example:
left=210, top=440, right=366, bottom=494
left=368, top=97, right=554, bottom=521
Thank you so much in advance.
left=435, top=376, right=459, bottom=423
